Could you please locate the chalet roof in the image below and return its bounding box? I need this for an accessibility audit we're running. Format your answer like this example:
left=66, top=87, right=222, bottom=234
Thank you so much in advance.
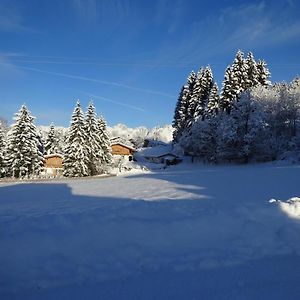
left=111, top=142, right=135, bottom=151
left=44, top=153, right=64, bottom=159
left=110, top=137, right=135, bottom=149
left=137, top=144, right=176, bottom=158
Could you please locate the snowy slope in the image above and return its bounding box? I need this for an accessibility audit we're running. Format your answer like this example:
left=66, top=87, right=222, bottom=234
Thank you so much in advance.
left=1, top=163, right=300, bottom=299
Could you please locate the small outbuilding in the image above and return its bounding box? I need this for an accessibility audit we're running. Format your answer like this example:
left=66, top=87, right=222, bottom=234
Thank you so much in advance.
left=44, top=153, right=63, bottom=176
left=135, top=145, right=181, bottom=165
left=111, top=141, right=135, bottom=162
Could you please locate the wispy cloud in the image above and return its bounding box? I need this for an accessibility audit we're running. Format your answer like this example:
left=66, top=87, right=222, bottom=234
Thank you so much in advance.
left=79, top=91, right=146, bottom=112
left=154, top=0, right=186, bottom=34
left=154, top=1, right=300, bottom=64
left=71, top=0, right=131, bottom=26
left=71, top=0, right=98, bottom=23
left=0, top=2, right=34, bottom=32
left=0, top=54, right=24, bottom=77
left=8, top=65, right=175, bottom=98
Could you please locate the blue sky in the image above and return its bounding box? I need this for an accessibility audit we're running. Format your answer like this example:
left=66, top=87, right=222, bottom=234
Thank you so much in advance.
left=0, top=0, right=300, bottom=128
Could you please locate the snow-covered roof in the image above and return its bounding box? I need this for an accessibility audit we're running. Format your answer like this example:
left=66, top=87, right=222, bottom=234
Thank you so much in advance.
left=137, top=145, right=176, bottom=158
left=110, top=137, right=135, bottom=150
left=44, top=153, right=64, bottom=159
left=111, top=142, right=135, bottom=151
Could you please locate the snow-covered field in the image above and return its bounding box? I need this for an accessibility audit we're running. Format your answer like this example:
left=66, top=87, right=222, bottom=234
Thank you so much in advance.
left=1, top=163, right=300, bottom=299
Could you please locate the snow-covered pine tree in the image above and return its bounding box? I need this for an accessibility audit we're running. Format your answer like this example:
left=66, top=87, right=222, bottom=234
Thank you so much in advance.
left=173, top=71, right=197, bottom=142
left=206, top=82, right=220, bottom=116
left=84, top=102, right=108, bottom=175
left=0, top=123, right=6, bottom=177
left=192, top=66, right=214, bottom=122
left=44, top=124, right=60, bottom=155
left=5, top=105, right=44, bottom=178
left=172, top=86, right=185, bottom=142
left=245, top=51, right=259, bottom=88
left=63, top=101, right=89, bottom=177
left=232, top=50, right=248, bottom=91
left=220, top=66, right=236, bottom=113
left=256, top=59, right=271, bottom=86
left=221, top=50, right=251, bottom=113
left=187, top=68, right=205, bottom=125
left=98, top=116, right=112, bottom=171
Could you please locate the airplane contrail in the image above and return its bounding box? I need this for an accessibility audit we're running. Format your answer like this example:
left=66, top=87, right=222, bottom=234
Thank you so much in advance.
left=13, top=65, right=175, bottom=98
left=80, top=91, right=147, bottom=112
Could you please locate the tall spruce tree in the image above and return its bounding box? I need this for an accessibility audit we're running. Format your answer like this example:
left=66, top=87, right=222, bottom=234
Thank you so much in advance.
left=206, top=82, right=220, bottom=116
left=172, top=86, right=185, bottom=142
left=220, top=66, right=237, bottom=112
left=84, top=102, right=107, bottom=175
left=172, top=71, right=197, bottom=142
left=257, top=59, right=271, bottom=86
left=232, top=50, right=248, bottom=91
left=98, top=116, right=112, bottom=170
left=188, top=68, right=205, bottom=124
left=220, top=50, right=268, bottom=113
left=5, top=105, right=44, bottom=178
left=245, top=51, right=259, bottom=88
left=0, top=124, right=6, bottom=177
left=44, top=124, right=59, bottom=154
left=63, top=101, right=89, bottom=177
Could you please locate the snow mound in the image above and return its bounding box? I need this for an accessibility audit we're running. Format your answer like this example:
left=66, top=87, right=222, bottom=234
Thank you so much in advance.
left=270, top=197, right=300, bottom=219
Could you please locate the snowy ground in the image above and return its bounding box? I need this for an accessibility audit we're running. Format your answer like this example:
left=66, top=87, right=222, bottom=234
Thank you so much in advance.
left=1, top=163, right=300, bottom=299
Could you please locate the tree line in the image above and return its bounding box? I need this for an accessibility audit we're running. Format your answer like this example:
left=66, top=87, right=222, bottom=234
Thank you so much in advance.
left=173, top=50, right=300, bottom=163
left=0, top=101, right=112, bottom=179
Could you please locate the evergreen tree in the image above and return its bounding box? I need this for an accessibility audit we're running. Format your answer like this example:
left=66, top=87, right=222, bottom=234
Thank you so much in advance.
left=188, top=68, right=205, bottom=124
left=206, top=82, right=220, bottom=116
left=44, top=124, right=59, bottom=154
left=231, top=50, right=248, bottom=91
left=220, top=66, right=237, bottom=113
left=0, top=124, right=6, bottom=177
left=172, top=86, right=185, bottom=142
left=98, top=116, right=112, bottom=170
left=257, top=59, right=271, bottom=86
left=5, top=105, right=44, bottom=178
left=221, top=50, right=265, bottom=113
left=172, top=71, right=197, bottom=142
left=84, top=102, right=111, bottom=175
left=192, top=66, right=214, bottom=122
left=245, top=51, right=259, bottom=88
left=63, top=101, right=89, bottom=177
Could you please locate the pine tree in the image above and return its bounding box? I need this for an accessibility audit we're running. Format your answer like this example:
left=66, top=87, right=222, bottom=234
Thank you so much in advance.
left=44, top=124, right=59, bottom=154
left=98, top=116, right=112, bottom=171
left=0, top=124, right=6, bottom=177
left=63, top=101, right=89, bottom=177
left=221, top=50, right=255, bottom=113
left=84, top=102, right=111, bottom=175
left=245, top=51, right=259, bottom=88
left=188, top=68, right=205, bottom=124
left=206, top=82, right=220, bottom=116
left=220, top=66, right=237, bottom=113
left=5, top=105, right=44, bottom=178
left=172, top=71, right=197, bottom=142
left=184, top=71, right=197, bottom=127
left=172, top=86, right=185, bottom=142
left=257, top=59, right=271, bottom=86
left=232, top=50, right=248, bottom=91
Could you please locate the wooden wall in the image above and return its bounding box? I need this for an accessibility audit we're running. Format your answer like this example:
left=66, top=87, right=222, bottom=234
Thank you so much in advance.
left=111, top=144, right=133, bottom=156
left=45, top=156, right=63, bottom=168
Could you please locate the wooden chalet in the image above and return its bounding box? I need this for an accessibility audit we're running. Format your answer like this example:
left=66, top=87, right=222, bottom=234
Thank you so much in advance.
left=111, top=143, right=135, bottom=160
left=44, top=153, right=63, bottom=176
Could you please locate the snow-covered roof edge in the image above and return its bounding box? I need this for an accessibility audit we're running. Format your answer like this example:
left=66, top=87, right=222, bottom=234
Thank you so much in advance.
left=111, top=142, right=135, bottom=151
left=44, top=153, right=64, bottom=159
